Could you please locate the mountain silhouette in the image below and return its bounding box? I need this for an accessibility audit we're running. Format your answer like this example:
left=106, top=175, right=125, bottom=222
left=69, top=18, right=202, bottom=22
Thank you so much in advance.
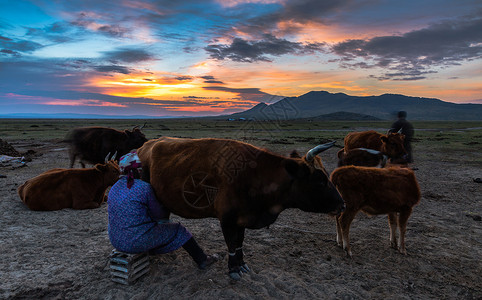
left=228, top=91, right=482, bottom=120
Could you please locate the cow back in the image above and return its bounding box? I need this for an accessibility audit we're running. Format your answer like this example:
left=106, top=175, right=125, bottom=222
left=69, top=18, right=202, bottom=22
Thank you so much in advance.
left=330, top=166, right=421, bottom=214
left=66, top=127, right=147, bottom=165
left=138, top=137, right=292, bottom=219
left=18, top=163, right=119, bottom=211
left=344, top=130, right=383, bottom=151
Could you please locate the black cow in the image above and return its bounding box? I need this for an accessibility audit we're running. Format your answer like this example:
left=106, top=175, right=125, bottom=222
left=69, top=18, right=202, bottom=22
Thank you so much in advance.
left=66, top=125, right=147, bottom=168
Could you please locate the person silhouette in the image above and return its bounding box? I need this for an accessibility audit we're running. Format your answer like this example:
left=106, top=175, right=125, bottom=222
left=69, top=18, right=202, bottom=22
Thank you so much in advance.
left=389, top=111, right=414, bottom=163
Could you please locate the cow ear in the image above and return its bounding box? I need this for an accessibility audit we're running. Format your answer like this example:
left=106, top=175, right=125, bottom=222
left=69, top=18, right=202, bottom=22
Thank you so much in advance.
left=290, top=150, right=301, bottom=158
left=284, top=160, right=309, bottom=179
left=381, top=136, right=388, bottom=143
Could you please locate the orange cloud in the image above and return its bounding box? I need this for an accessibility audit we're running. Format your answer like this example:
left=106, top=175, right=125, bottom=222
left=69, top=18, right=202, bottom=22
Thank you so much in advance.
left=43, top=100, right=127, bottom=107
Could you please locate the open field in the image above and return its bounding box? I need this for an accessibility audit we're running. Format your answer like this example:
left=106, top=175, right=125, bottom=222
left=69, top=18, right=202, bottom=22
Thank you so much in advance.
left=1, top=119, right=481, bottom=299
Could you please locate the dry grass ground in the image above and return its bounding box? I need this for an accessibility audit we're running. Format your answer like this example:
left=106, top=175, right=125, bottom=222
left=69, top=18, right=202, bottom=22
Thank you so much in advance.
left=0, top=119, right=481, bottom=299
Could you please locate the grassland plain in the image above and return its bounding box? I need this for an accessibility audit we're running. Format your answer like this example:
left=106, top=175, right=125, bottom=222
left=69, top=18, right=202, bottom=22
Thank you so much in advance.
left=0, top=118, right=481, bottom=299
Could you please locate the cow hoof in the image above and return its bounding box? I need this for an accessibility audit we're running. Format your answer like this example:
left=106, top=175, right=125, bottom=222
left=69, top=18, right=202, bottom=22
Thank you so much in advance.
left=229, top=271, right=242, bottom=281
left=240, top=263, right=250, bottom=273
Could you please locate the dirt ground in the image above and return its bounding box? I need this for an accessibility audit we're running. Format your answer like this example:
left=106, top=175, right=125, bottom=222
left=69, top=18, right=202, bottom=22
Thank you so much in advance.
left=0, top=137, right=481, bottom=300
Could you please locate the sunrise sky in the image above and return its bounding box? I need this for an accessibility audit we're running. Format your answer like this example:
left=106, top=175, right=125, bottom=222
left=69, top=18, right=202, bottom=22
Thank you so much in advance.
left=1, top=0, right=481, bottom=117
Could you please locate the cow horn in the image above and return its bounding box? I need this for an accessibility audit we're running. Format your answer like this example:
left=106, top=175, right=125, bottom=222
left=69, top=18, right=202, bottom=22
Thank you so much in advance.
left=104, top=152, right=111, bottom=163
left=397, top=128, right=402, bottom=134
left=111, top=151, right=118, bottom=161
left=140, top=122, right=146, bottom=129
left=306, top=141, right=336, bottom=162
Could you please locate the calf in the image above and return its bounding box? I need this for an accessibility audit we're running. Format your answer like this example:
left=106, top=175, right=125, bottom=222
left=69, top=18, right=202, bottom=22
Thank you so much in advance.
left=330, top=166, right=421, bottom=257
left=18, top=160, right=120, bottom=211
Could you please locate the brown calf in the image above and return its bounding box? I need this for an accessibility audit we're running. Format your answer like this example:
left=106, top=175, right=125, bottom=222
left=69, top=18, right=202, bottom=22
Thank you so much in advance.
left=330, top=166, right=421, bottom=256
left=18, top=161, right=120, bottom=211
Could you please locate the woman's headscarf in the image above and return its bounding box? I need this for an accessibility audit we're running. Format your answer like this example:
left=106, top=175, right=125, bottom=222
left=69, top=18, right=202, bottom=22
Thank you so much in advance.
left=118, top=150, right=142, bottom=189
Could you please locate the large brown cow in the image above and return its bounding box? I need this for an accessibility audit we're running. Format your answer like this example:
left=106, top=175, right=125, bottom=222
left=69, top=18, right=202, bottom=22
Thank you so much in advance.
left=343, top=130, right=406, bottom=161
left=18, top=160, right=120, bottom=211
left=66, top=125, right=147, bottom=168
left=137, top=137, right=345, bottom=280
left=330, top=166, right=421, bottom=257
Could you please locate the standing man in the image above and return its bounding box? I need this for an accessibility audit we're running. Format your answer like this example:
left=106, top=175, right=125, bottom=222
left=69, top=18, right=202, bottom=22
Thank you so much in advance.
left=390, top=111, right=414, bottom=163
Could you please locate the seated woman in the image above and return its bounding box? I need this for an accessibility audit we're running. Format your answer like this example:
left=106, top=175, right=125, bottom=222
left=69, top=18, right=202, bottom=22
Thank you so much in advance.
left=107, top=151, right=217, bottom=269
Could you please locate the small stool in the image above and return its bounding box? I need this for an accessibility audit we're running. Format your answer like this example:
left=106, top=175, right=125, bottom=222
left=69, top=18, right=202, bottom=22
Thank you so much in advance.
left=109, top=250, right=150, bottom=285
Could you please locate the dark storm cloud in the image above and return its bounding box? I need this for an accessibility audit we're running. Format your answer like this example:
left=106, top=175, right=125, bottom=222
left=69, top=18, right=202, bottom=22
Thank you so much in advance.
left=71, top=12, right=130, bottom=37
left=204, top=80, right=224, bottom=84
left=238, top=0, right=352, bottom=35
left=0, top=49, right=20, bottom=57
left=175, top=76, right=193, bottom=81
left=205, top=34, right=324, bottom=62
left=202, top=86, right=283, bottom=103
left=0, top=36, right=43, bottom=54
left=25, top=21, right=74, bottom=40
left=101, top=48, right=156, bottom=63
left=94, top=65, right=131, bottom=74
left=332, top=15, right=482, bottom=80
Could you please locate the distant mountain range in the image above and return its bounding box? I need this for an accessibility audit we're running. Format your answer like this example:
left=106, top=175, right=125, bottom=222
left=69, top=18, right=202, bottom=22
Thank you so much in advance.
left=227, top=91, right=482, bottom=120
left=1, top=92, right=481, bottom=120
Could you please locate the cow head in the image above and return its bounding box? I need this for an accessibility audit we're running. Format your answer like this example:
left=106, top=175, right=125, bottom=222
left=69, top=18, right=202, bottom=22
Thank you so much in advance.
left=284, top=142, right=345, bottom=215
left=380, top=133, right=406, bottom=159
left=94, top=161, right=121, bottom=186
left=124, top=128, right=148, bottom=149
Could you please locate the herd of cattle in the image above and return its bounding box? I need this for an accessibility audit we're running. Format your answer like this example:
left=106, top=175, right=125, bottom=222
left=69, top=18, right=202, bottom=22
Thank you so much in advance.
left=16, top=125, right=420, bottom=279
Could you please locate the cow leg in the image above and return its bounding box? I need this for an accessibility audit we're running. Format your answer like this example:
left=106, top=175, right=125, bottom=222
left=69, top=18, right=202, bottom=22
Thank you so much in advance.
left=335, top=214, right=343, bottom=247
left=221, top=222, right=245, bottom=280
left=69, top=150, right=76, bottom=168
left=398, top=207, right=413, bottom=255
left=234, top=227, right=250, bottom=273
left=338, top=210, right=357, bottom=257
left=387, top=212, right=399, bottom=249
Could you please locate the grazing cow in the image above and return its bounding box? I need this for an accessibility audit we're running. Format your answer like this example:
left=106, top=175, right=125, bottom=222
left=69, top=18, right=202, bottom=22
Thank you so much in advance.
left=330, top=166, right=421, bottom=257
left=18, top=157, right=120, bottom=211
left=337, top=148, right=387, bottom=167
left=343, top=130, right=406, bottom=161
left=65, top=125, right=147, bottom=168
left=137, top=137, right=345, bottom=280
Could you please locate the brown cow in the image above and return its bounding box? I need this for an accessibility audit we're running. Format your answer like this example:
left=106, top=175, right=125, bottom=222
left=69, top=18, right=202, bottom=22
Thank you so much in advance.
left=337, top=147, right=387, bottom=167
left=18, top=160, right=120, bottom=211
left=343, top=130, right=406, bottom=161
left=330, top=165, right=421, bottom=257
left=137, top=137, right=345, bottom=280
